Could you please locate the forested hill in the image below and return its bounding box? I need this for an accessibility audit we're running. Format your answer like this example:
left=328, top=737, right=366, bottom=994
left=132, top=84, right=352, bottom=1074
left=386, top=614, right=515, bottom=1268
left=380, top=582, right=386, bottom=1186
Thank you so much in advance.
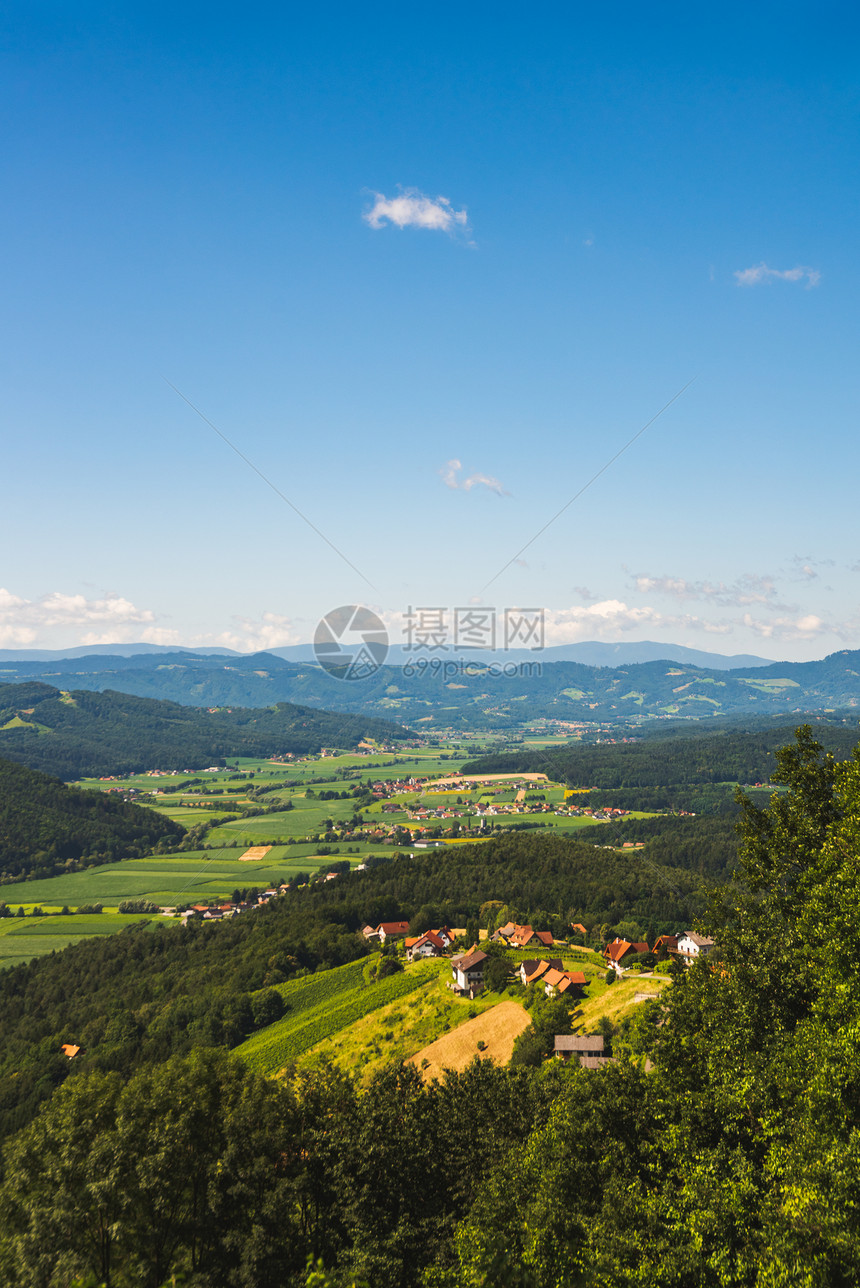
left=463, top=723, right=860, bottom=790
left=0, top=682, right=409, bottom=778
left=3, top=646, right=860, bottom=725
left=0, top=757, right=184, bottom=883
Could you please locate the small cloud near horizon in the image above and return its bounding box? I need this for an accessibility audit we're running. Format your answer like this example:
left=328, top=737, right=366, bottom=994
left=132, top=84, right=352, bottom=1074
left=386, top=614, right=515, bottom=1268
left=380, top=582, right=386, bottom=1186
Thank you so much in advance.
left=364, top=188, right=469, bottom=236
left=441, top=458, right=510, bottom=496
left=734, top=262, right=820, bottom=288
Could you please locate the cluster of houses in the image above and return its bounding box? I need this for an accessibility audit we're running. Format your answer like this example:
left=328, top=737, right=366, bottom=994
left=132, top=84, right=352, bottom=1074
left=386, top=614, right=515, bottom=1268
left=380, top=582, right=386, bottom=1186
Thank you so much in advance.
left=519, top=958, right=587, bottom=997
left=603, top=931, right=715, bottom=974
left=491, top=921, right=555, bottom=949
left=178, top=888, right=282, bottom=924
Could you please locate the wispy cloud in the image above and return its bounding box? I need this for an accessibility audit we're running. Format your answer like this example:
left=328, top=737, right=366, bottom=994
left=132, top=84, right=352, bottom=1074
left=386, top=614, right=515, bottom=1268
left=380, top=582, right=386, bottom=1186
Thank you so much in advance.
left=740, top=612, right=828, bottom=641
left=364, top=187, right=469, bottom=235
left=633, top=572, right=782, bottom=608
left=734, top=262, right=821, bottom=288
left=441, top=458, right=510, bottom=496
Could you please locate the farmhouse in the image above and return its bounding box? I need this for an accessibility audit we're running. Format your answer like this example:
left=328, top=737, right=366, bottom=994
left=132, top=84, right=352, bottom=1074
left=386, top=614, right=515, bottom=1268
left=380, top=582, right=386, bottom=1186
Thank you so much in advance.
left=676, top=931, right=715, bottom=960
left=603, top=938, right=650, bottom=974
left=451, top=949, right=487, bottom=998
left=502, top=924, right=555, bottom=950
left=365, top=921, right=411, bottom=943
left=543, top=967, right=587, bottom=997
left=405, top=930, right=449, bottom=962
left=519, top=958, right=565, bottom=986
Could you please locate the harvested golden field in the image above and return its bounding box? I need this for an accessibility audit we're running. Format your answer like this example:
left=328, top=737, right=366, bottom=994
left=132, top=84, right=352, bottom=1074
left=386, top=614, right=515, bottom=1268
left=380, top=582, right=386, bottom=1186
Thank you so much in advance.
left=239, top=846, right=272, bottom=861
left=409, top=999, right=531, bottom=1081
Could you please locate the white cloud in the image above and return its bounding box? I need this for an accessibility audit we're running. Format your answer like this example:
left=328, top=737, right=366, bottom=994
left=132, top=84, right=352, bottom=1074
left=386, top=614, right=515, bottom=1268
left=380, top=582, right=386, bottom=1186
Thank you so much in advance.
left=364, top=188, right=469, bottom=235
left=440, top=458, right=509, bottom=496
left=740, top=612, right=828, bottom=641
left=212, top=612, right=300, bottom=654
left=0, top=588, right=159, bottom=647
left=539, top=600, right=727, bottom=644
left=734, top=262, right=821, bottom=288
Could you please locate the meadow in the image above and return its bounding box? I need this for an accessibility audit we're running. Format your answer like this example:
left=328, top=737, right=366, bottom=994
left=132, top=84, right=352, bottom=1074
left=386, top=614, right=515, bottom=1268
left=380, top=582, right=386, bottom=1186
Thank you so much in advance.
left=0, top=846, right=342, bottom=912
left=0, top=910, right=156, bottom=968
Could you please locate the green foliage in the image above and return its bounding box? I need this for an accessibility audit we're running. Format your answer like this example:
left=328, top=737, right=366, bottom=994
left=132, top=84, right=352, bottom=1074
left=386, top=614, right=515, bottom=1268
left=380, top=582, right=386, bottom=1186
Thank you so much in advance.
left=0, top=756, right=183, bottom=883
left=510, top=995, right=574, bottom=1067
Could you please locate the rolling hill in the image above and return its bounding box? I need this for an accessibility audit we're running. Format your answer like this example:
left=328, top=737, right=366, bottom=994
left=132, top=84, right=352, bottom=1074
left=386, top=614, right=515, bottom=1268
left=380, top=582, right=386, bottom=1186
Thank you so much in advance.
left=0, top=756, right=184, bottom=883
left=0, top=682, right=409, bottom=778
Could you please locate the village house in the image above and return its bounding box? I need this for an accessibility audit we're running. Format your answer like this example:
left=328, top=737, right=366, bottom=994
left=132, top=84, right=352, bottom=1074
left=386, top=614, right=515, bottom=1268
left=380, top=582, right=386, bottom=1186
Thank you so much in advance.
left=451, top=949, right=487, bottom=998
left=505, top=924, right=555, bottom=950
left=365, top=920, right=410, bottom=943
left=603, top=938, right=650, bottom=974
left=543, top=967, right=587, bottom=998
left=653, top=934, right=679, bottom=958
left=519, top=958, right=565, bottom=986
left=676, top=931, right=715, bottom=960
left=492, top=921, right=518, bottom=943
left=405, top=930, right=449, bottom=962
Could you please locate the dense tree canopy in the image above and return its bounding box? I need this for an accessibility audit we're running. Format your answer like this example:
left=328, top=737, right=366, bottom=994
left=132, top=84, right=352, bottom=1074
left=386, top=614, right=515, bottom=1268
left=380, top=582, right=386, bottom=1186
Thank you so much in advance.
left=0, top=756, right=183, bottom=883
left=0, top=682, right=408, bottom=778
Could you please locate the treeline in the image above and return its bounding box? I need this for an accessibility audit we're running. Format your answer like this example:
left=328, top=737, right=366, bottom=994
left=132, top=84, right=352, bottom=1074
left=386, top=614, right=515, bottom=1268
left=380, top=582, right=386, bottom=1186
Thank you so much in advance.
left=4, top=730, right=860, bottom=1284
left=463, top=722, right=860, bottom=788
left=581, top=811, right=741, bottom=881
left=0, top=682, right=409, bottom=778
left=0, top=757, right=183, bottom=884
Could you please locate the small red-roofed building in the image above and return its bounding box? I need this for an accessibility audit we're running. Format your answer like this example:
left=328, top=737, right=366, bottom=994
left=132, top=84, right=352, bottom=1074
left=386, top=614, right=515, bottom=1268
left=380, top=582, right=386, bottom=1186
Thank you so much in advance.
left=510, top=925, right=554, bottom=950
left=406, top=930, right=448, bottom=962
left=603, top=938, right=650, bottom=974
left=376, top=921, right=410, bottom=943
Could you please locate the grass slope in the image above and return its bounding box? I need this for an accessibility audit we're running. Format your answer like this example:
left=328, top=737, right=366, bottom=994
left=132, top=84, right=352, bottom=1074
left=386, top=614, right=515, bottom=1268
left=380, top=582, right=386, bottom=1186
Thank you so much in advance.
left=570, top=974, right=670, bottom=1030
left=238, top=958, right=448, bottom=1075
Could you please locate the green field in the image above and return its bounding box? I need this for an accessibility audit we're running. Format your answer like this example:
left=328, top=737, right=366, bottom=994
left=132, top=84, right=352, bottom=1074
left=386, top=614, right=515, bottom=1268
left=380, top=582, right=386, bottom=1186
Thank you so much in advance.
left=237, top=957, right=450, bottom=1074
left=0, top=845, right=349, bottom=911
left=0, top=911, right=157, bottom=969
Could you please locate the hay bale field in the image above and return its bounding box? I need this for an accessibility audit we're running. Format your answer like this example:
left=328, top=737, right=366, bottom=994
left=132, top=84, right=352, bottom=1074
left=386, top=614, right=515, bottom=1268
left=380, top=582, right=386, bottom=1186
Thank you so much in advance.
left=409, top=999, right=531, bottom=1081
left=239, top=846, right=272, bottom=861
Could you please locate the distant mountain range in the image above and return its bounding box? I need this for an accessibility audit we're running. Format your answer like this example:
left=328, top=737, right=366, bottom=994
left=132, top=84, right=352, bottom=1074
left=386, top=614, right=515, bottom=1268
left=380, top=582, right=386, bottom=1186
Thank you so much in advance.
left=0, top=639, right=774, bottom=669
left=1, top=646, right=859, bottom=729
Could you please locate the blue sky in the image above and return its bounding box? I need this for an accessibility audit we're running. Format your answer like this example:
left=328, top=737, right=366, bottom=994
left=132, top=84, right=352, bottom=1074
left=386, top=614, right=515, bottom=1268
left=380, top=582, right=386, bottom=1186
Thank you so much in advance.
left=2, top=2, right=858, bottom=661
